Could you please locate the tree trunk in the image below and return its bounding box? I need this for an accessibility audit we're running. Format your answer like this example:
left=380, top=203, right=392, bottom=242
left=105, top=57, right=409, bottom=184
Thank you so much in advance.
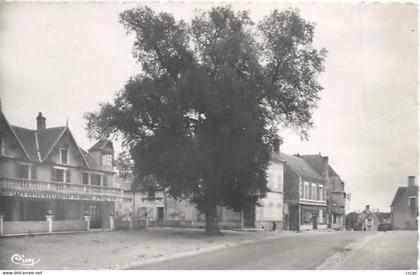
left=204, top=203, right=221, bottom=235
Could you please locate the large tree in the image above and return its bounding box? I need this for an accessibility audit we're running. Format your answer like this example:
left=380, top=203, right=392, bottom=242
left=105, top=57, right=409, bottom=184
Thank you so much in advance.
left=85, top=6, right=326, bottom=234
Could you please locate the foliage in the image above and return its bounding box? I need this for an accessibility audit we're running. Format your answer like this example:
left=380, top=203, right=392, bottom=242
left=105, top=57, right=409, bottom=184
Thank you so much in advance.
left=85, top=6, right=326, bottom=233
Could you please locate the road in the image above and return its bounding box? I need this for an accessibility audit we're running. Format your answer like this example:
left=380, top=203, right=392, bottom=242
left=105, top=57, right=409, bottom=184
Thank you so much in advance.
left=132, top=231, right=418, bottom=270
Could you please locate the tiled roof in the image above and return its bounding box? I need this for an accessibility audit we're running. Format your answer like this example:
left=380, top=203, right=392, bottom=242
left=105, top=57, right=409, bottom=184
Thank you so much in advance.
left=279, top=152, right=324, bottom=181
left=391, top=186, right=418, bottom=206
left=88, top=138, right=112, bottom=152
left=10, top=126, right=39, bottom=161
left=36, top=126, right=66, bottom=160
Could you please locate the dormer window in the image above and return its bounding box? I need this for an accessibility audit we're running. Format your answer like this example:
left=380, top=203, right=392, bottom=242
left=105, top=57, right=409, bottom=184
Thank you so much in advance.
left=60, top=148, right=68, bottom=164
left=102, top=154, right=113, bottom=167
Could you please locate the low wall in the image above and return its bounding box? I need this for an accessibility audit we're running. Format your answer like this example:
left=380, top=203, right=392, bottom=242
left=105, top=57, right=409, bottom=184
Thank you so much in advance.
left=53, top=220, right=86, bottom=232
left=3, top=221, right=49, bottom=235
left=115, top=220, right=131, bottom=230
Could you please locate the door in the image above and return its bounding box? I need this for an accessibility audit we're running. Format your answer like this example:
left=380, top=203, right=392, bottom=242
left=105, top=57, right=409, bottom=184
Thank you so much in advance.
left=157, top=207, right=164, bottom=226
left=244, top=207, right=255, bottom=228
left=87, top=204, right=102, bottom=229
left=312, top=214, right=318, bottom=229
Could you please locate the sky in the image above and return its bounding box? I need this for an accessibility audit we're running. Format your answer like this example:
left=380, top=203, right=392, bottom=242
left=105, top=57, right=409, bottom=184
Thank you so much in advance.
left=0, top=1, right=417, bottom=212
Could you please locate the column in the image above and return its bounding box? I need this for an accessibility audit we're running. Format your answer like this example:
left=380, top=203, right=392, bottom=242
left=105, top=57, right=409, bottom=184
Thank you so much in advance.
left=45, top=214, right=53, bottom=233
left=109, top=215, right=114, bottom=230
left=84, top=215, right=91, bottom=231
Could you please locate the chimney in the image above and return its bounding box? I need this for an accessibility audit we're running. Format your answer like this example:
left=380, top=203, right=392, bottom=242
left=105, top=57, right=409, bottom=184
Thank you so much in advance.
left=36, top=112, right=46, bottom=130
left=365, top=205, right=370, bottom=211
left=408, top=176, right=416, bottom=188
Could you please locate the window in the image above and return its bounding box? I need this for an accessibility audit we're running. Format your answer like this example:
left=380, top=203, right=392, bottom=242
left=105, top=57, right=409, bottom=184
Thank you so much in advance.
left=17, top=163, right=30, bottom=179
left=91, top=174, right=102, bottom=186
left=60, top=148, right=68, bottom=164
left=55, top=168, right=65, bottom=182
left=0, top=137, right=5, bottom=156
left=304, top=182, right=309, bottom=199
left=311, top=184, right=317, bottom=200
left=409, top=197, right=417, bottom=209
left=102, top=154, right=113, bottom=167
left=82, top=172, right=89, bottom=185
left=318, top=186, right=323, bottom=201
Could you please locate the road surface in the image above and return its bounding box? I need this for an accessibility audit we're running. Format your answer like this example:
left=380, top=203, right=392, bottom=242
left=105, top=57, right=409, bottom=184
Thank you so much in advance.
left=131, top=231, right=417, bottom=270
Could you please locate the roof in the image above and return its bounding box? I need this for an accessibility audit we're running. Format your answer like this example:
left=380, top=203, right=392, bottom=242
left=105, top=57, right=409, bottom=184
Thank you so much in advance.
left=391, top=186, right=418, bottom=206
left=328, top=165, right=339, bottom=177
left=279, top=152, right=324, bottom=181
left=1, top=110, right=105, bottom=169
left=376, top=212, right=392, bottom=222
left=88, top=138, right=113, bottom=152
left=10, top=126, right=39, bottom=161
left=36, top=126, right=67, bottom=160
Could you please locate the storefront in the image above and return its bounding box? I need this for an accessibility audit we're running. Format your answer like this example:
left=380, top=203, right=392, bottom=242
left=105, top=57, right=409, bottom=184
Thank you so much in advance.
left=300, top=204, right=327, bottom=230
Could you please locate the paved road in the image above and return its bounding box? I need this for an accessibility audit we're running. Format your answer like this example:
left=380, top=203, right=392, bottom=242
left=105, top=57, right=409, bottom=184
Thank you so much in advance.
left=131, top=231, right=378, bottom=270
left=329, top=231, right=418, bottom=270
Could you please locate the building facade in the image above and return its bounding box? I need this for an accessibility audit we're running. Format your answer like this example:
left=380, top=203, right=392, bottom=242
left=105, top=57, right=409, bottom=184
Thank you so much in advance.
left=0, top=110, right=124, bottom=236
left=163, top=153, right=285, bottom=231
left=281, top=153, right=328, bottom=231
left=391, top=176, right=418, bottom=230
left=299, top=155, right=346, bottom=230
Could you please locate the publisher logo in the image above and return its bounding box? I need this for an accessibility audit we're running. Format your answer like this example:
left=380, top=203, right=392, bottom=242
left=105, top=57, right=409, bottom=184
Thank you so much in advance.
left=10, top=253, right=40, bottom=267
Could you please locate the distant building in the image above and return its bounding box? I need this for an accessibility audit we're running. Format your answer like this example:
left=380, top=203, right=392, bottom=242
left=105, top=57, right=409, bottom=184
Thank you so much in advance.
left=164, top=152, right=285, bottom=231
left=356, top=205, right=380, bottom=231
left=0, top=110, right=124, bottom=235
left=114, top=176, right=165, bottom=229
left=391, top=176, right=418, bottom=230
left=280, top=153, right=328, bottom=231
left=300, top=154, right=346, bottom=229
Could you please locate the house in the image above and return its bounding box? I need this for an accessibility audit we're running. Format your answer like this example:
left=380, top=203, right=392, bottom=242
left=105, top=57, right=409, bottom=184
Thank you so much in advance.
left=299, top=154, right=346, bottom=230
left=114, top=175, right=166, bottom=229
left=164, top=151, right=285, bottom=231
left=391, top=176, right=418, bottom=230
left=355, top=205, right=382, bottom=231
left=0, top=110, right=124, bottom=236
left=280, top=153, right=328, bottom=231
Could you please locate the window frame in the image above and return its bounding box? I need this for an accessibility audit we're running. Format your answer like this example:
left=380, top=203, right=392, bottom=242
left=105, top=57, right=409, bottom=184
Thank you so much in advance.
left=59, top=148, right=69, bottom=164
left=91, top=173, right=102, bottom=186
left=101, top=154, right=113, bottom=167
left=304, top=182, right=310, bottom=200
left=53, top=166, right=68, bottom=183
left=81, top=172, right=90, bottom=185
left=17, top=162, right=31, bottom=179
left=0, top=137, right=5, bottom=156
left=409, top=196, right=417, bottom=209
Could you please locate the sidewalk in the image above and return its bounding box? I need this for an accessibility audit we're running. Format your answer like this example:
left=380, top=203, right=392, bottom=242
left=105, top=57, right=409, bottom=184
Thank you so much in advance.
left=0, top=227, right=319, bottom=270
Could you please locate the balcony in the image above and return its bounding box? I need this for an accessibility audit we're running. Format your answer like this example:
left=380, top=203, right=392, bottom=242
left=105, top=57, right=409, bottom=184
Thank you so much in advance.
left=0, top=177, right=124, bottom=202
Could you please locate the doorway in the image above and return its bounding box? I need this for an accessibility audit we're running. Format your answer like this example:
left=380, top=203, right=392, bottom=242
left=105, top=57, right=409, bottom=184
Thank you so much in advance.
left=87, top=204, right=102, bottom=229
left=157, top=207, right=164, bottom=226
left=243, top=207, right=255, bottom=228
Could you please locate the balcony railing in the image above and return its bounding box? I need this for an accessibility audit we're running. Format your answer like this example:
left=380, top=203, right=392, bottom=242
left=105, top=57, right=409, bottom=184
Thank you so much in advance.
left=0, top=177, right=124, bottom=201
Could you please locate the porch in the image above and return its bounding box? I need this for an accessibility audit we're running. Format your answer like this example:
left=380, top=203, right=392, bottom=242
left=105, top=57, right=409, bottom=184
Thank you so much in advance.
left=0, top=196, right=115, bottom=236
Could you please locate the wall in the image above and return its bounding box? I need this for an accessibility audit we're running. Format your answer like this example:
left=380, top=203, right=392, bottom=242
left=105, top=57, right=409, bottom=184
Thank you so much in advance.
left=392, top=189, right=418, bottom=230
left=53, top=220, right=86, bottom=232
left=3, top=221, right=49, bottom=235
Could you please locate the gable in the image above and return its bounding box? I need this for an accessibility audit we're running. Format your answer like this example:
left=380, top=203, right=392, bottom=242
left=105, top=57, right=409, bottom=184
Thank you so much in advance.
left=0, top=111, right=30, bottom=160
left=44, top=128, right=88, bottom=167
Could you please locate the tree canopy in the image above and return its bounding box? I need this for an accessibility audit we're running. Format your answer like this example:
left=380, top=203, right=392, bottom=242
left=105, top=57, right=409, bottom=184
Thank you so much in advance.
left=85, top=6, right=326, bottom=234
